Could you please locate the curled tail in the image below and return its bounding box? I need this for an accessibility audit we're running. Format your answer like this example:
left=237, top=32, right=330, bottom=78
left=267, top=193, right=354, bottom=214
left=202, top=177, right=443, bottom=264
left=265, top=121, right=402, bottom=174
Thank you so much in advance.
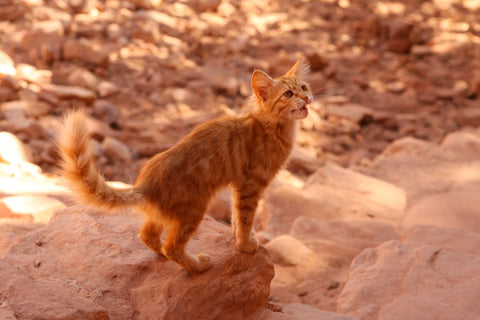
left=58, top=109, right=142, bottom=211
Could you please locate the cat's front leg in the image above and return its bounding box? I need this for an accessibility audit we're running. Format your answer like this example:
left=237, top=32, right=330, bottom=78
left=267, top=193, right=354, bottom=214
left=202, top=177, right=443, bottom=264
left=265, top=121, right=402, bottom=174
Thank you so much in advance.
left=232, top=187, right=261, bottom=253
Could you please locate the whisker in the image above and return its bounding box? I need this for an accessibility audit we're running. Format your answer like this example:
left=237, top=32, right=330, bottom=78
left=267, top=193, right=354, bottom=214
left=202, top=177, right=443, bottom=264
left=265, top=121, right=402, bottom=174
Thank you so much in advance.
left=312, top=94, right=329, bottom=99
left=310, top=84, right=343, bottom=95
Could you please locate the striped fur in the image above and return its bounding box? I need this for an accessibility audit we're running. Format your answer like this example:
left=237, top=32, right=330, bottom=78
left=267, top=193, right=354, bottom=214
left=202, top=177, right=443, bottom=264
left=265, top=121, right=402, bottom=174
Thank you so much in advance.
left=57, top=57, right=312, bottom=273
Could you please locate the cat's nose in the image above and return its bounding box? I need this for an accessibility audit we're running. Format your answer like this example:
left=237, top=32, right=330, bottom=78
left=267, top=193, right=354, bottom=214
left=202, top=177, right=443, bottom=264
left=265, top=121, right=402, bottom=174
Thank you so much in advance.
left=302, top=96, right=310, bottom=103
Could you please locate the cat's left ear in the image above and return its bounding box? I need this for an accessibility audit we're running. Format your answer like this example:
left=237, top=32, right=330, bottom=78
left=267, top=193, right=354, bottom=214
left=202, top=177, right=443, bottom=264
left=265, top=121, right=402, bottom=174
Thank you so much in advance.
left=284, top=56, right=310, bottom=78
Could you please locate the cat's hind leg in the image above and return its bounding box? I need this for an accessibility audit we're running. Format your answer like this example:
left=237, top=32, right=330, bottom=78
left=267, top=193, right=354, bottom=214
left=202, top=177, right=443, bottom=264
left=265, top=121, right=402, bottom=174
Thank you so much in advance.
left=161, top=216, right=212, bottom=273
left=139, top=217, right=165, bottom=256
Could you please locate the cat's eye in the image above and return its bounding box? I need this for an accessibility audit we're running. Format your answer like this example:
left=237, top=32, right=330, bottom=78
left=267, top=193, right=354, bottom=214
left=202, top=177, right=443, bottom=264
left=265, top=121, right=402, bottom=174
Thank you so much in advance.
left=283, top=90, right=293, bottom=98
left=301, top=85, right=308, bottom=91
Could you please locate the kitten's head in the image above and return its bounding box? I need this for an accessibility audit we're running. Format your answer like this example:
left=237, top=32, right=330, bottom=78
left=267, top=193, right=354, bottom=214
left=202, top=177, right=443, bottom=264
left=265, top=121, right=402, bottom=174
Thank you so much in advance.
left=251, top=57, right=312, bottom=120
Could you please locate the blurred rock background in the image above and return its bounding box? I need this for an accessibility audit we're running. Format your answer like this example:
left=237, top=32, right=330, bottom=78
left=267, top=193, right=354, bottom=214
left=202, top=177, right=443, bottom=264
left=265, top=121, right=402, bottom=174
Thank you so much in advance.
left=1, top=0, right=480, bottom=319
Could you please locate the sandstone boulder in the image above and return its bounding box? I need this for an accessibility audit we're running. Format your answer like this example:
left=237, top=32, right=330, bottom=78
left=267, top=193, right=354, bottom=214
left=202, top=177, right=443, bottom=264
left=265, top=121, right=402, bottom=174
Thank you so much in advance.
left=337, top=225, right=480, bottom=320
left=287, top=146, right=324, bottom=175
left=0, top=208, right=274, bottom=320
left=267, top=216, right=397, bottom=311
left=264, top=162, right=406, bottom=235
left=356, top=135, right=480, bottom=204
left=403, top=183, right=480, bottom=233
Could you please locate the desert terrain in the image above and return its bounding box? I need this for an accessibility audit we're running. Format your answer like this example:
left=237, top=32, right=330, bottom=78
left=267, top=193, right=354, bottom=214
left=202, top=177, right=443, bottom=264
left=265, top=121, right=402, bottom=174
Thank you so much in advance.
left=1, top=0, right=480, bottom=319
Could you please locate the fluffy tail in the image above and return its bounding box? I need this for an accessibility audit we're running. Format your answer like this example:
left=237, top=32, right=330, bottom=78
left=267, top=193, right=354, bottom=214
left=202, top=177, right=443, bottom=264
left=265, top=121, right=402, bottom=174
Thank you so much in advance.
left=57, top=109, right=142, bottom=211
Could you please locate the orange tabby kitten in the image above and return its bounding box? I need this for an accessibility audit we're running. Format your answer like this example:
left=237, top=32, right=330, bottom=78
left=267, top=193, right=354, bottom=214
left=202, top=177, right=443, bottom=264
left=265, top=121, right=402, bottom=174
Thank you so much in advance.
left=58, top=57, right=312, bottom=273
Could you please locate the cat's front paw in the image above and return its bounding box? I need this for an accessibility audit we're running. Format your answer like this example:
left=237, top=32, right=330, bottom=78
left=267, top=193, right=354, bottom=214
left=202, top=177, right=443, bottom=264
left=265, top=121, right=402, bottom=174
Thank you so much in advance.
left=236, top=237, right=259, bottom=253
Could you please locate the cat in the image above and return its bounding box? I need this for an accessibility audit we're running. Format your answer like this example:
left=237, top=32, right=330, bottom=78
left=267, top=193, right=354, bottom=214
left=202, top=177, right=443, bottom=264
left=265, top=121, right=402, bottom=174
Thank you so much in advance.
left=57, top=57, right=312, bottom=273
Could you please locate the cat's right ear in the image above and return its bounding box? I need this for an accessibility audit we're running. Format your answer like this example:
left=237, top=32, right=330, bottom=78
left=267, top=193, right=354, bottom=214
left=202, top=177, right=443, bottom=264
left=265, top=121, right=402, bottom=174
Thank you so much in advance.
left=251, top=70, right=274, bottom=101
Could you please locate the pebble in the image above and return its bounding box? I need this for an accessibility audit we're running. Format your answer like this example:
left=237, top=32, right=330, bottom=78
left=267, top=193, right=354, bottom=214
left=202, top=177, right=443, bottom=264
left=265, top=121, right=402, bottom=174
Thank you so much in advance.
left=63, top=39, right=109, bottom=67
left=40, top=84, right=97, bottom=102
left=0, top=49, right=15, bottom=76
left=102, top=137, right=132, bottom=163
left=92, top=100, right=120, bottom=125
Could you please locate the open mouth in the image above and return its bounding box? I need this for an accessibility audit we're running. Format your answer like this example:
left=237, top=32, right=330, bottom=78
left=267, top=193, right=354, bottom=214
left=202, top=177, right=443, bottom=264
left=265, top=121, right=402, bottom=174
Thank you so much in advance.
left=290, top=106, right=308, bottom=119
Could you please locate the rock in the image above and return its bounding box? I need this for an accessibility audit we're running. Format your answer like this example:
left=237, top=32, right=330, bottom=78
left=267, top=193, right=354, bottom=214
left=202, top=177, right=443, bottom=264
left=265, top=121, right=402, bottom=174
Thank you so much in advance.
left=40, top=83, right=97, bottom=102
left=306, top=52, right=328, bottom=71
left=337, top=225, right=480, bottom=320
left=102, top=137, right=133, bottom=162
left=441, top=130, right=480, bottom=157
left=1, top=75, right=21, bottom=91
left=259, top=303, right=359, bottom=320
left=471, top=74, right=480, bottom=97
left=325, top=103, right=374, bottom=123
left=386, top=81, right=406, bottom=94
left=203, top=63, right=238, bottom=95
left=305, top=162, right=406, bottom=219
left=0, top=131, right=30, bottom=164
left=0, top=161, right=66, bottom=195
left=189, top=0, right=221, bottom=12
left=97, top=81, right=119, bottom=97
left=387, top=38, right=412, bottom=54
left=386, top=22, right=413, bottom=54
left=290, top=216, right=397, bottom=267
left=92, top=100, right=120, bottom=125
left=21, top=20, right=64, bottom=65
left=15, top=63, right=52, bottom=84
left=0, top=86, right=17, bottom=103
left=0, top=209, right=274, bottom=319
left=410, top=45, right=432, bottom=56
left=206, top=188, right=231, bottom=222
left=265, top=235, right=322, bottom=268
left=31, top=4, right=72, bottom=26
left=403, top=183, right=480, bottom=233
left=72, top=12, right=108, bottom=38
left=0, top=49, right=15, bottom=76
left=1, top=100, right=52, bottom=118
left=63, top=39, right=109, bottom=67
left=458, top=106, right=480, bottom=127
left=67, top=68, right=99, bottom=89
left=0, top=118, right=46, bottom=141
left=0, top=1, right=27, bottom=21
left=452, top=80, right=469, bottom=97
left=129, top=0, right=162, bottom=10
left=0, top=195, right=66, bottom=223
left=266, top=216, right=397, bottom=311
left=355, top=136, right=480, bottom=203
left=129, top=15, right=162, bottom=43
left=287, top=146, right=323, bottom=175
left=69, top=0, right=97, bottom=14
left=263, top=187, right=326, bottom=235
left=264, top=162, right=406, bottom=235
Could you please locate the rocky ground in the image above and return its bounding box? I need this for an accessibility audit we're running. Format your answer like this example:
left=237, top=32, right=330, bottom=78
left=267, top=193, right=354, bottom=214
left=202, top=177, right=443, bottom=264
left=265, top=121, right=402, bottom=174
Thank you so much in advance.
left=1, top=0, right=480, bottom=319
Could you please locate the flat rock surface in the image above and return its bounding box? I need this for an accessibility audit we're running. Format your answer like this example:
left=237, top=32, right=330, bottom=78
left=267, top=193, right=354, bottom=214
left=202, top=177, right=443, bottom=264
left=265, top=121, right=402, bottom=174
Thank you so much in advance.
left=337, top=225, right=480, bottom=320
